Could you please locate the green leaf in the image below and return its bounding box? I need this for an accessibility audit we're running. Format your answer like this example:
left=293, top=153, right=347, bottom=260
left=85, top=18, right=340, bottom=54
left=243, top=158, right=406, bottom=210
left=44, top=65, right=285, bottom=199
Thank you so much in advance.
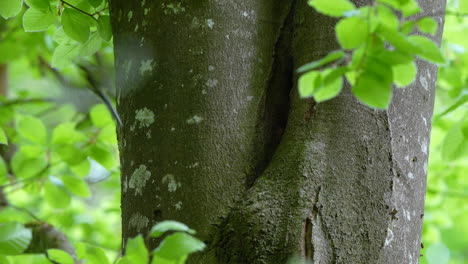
left=47, top=249, right=74, bottom=264
left=90, top=104, right=113, bottom=128
left=0, top=0, right=23, bottom=19
left=376, top=50, right=414, bottom=65
left=392, top=61, right=417, bottom=87
left=62, top=8, right=94, bottom=42
left=25, top=0, right=50, bottom=12
left=352, top=57, right=393, bottom=109
left=0, top=127, right=7, bottom=145
left=62, top=175, right=90, bottom=197
left=17, top=115, right=47, bottom=145
left=308, top=0, right=356, bottom=17
left=336, top=16, right=368, bottom=49
left=125, top=236, right=149, bottom=264
left=0, top=157, right=7, bottom=185
left=441, top=123, right=468, bottom=160
left=313, top=68, right=346, bottom=102
left=408, top=35, right=445, bottom=64
left=89, top=0, right=104, bottom=8
left=44, top=178, right=71, bottom=209
left=88, top=144, right=116, bottom=169
left=150, top=221, right=196, bottom=238
left=76, top=243, right=110, bottom=264
left=400, top=0, right=420, bottom=17
left=376, top=0, right=400, bottom=9
left=79, top=32, right=102, bottom=57
left=400, top=20, right=415, bottom=35
left=55, top=144, right=87, bottom=165
left=377, top=5, right=399, bottom=31
left=297, top=51, right=345, bottom=73
left=51, top=122, right=84, bottom=145
left=377, top=26, right=420, bottom=54
left=97, top=15, right=112, bottom=41
left=436, top=95, right=468, bottom=118
left=53, top=27, right=75, bottom=45
left=416, top=17, right=438, bottom=36
left=0, top=222, right=32, bottom=255
left=298, top=71, right=321, bottom=98
left=23, top=8, right=55, bottom=32
left=11, top=151, right=48, bottom=179
left=153, top=232, right=205, bottom=261
left=52, top=43, right=80, bottom=68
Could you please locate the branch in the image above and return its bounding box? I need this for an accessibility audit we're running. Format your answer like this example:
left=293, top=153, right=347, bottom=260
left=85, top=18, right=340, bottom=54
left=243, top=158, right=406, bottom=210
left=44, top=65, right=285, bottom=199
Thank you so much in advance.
left=0, top=98, right=52, bottom=107
left=60, top=0, right=98, bottom=22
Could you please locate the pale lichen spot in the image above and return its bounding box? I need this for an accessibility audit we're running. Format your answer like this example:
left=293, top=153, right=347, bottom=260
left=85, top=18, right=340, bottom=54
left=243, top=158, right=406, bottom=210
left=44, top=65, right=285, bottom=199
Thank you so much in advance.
left=162, top=174, right=181, bottom=192
left=141, top=0, right=146, bottom=7
left=202, top=89, right=207, bottom=94
left=123, top=60, right=133, bottom=79
left=175, top=201, right=182, bottom=210
left=206, top=19, right=215, bottom=29
left=384, top=228, right=394, bottom=246
left=247, top=96, right=254, bottom=101
left=408, top=172, right=414, bottom=179
left=163, top=3, right=185, bottom=14
left=171, top=127, right=176, bottom=131
left=140, top=37, right=145, bottom=47
left=135, top=108, right=155, bottom=128
left=129, top=213, right=149, bottom=232
left=139, top=59, right=153, bottom=76
left=146, top=130, right=152, bottom=139
left=129, top=165, right=151, bottom=196
left=118, top=9, right=123, bottom=22
left=188, top=162, right=199, bottom=168
left=134, top=24, right=139, bottom=32
left=186, top=115, right=204, bottom=124
left=123, top=178, right=128, bottom=193
left=421, top=139, right=428, bottom=154
left=144, top=8, right=150, bottom=15
left=127, top=11, right=133, bottom=22
left=242, top=11, right=249, bottom=17
left=206, top=79, right=218, bottom=88
left=208, top=65, right=215, bottom=71
left=419, top=75, right=428, bottom=91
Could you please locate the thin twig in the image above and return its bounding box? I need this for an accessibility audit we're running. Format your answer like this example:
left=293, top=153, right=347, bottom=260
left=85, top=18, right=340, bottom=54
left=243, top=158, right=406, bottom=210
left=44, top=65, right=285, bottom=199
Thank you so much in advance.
left=0, top=98, right=52, bottom=108
left=9, top=204, right=43, bottom=222
left=60, top=0, right=98, bottom=22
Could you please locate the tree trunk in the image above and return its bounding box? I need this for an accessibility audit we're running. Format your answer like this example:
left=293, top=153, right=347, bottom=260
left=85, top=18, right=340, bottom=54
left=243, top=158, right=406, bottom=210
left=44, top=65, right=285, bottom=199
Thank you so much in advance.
left=109, top=0, right=446, bottom=263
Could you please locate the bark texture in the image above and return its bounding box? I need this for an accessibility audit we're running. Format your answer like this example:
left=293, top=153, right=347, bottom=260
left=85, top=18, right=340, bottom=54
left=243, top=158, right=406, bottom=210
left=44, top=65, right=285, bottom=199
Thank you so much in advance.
left=109, top=0, right=446, bottom=263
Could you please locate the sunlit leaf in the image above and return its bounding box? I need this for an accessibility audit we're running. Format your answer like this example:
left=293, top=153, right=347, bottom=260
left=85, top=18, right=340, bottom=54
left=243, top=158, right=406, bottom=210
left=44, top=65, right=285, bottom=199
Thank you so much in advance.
left=0, top=222, right=32, bottom=255
left=62, top=8, right=93, bottom=42
left=62, top=175, right=90, bottom=197
left=297, top=51, right=345, bottom=73
left=153, top=232, right=205, bottom=261
left=23, top=8, right=55, bottom=32
left=125, top=236, right=148, bottom=264
left=47, top=249, right=74, bottom=264
left=25, top=0, right=50, bottom=12
left=0, top=127, right=7, bottom=145
left=417, top=17, right=438, bottom=35
left=308, top=0, right=356, bottom=17
left=392, top=61, right=417, bottom=87
left=17, top=115, right=47, bottom=145
left=44, top=178, right=71, bottom=209
left=336, top=16, right=368, bottom=49
left=97, top=15, right=112, bottom=41
left=150, top=221, right=196, bottom=238
left=0, top=0, right=23, bottom=19
left=408, top=35, right=445, bottom=64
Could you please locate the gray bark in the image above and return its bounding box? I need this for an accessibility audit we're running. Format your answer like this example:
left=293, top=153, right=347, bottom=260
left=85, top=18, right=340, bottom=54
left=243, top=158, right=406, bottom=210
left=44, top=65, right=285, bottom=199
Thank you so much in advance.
left=109, top=0, right=446, bottom=263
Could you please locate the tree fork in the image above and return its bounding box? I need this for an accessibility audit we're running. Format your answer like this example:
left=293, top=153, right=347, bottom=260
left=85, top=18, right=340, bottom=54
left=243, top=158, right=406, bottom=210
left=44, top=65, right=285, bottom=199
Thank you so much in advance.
left=109, top=0, right=446, bottom=263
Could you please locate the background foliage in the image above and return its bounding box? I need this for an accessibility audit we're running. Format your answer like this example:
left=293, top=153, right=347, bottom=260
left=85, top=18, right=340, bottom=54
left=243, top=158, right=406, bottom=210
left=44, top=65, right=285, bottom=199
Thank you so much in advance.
left=0, top=0, right=466, bottom=263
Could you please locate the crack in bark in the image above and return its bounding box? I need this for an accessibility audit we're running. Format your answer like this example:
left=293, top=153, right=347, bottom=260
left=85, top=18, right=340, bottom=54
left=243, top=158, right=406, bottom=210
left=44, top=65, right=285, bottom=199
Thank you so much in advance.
left=246, top=1, right=296, bottom=189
